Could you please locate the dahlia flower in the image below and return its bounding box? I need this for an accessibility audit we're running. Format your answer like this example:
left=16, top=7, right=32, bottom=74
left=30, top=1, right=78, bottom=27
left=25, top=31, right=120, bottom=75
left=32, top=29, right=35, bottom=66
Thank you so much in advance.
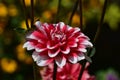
left=23, top=21, right=93, bottom=68
left=40, top=63, right=95, bottom=80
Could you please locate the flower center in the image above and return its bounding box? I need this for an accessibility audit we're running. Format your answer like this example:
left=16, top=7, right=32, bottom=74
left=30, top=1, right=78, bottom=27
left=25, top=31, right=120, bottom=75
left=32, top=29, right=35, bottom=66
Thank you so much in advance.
left=52, top=31, right=66, bottom=41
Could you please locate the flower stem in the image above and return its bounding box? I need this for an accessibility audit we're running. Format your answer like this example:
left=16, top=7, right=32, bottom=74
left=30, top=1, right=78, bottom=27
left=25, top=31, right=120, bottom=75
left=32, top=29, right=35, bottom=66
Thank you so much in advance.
left=33, top=62, right=37, bottom=80
left=78, top=0, right=108, bottom=80
left=68, top=0, right=79, bottom=25
left=22, top=0, right=30, bottom=29
left=55, top=0, right=62, bottom=23
left=31, top=0, right=34, bottom=28
left=79, top=0, right=83, bottom=31
left=53, top=61, right=57, bottom=80
left=78, top=60, right=86, bottom=80
left=93, top=0, right=108, bottom=44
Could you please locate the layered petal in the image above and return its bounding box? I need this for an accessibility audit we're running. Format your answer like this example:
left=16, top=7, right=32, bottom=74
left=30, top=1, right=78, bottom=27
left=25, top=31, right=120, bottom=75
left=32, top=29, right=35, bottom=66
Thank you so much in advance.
left=55, top=55, right=66, bottom=68
left=68, top=53, right=78, bottom=63
left=48, top=49, right=60, bottom=57
left=32, top=51, right=53, bottom=66
left=23, top=41, right=35, bottom=50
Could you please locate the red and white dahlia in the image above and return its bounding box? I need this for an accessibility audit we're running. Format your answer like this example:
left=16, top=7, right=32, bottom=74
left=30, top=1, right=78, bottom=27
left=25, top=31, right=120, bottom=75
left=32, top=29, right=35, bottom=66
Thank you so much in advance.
left=23, top=21, right=93, bottom=68
left=40, top=63, right=95, bottom=80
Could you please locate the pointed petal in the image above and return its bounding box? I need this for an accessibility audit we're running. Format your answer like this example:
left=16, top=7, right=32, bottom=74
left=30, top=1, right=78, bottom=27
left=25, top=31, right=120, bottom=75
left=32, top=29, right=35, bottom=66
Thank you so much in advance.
left=35, top=21, right=47, bottom=36
left=36, top=59, right=53, bottom=66
left=47, top=42, right=59, bottom=49
left=23, top=42, right=29, bottom=48
left=55, top=56, right=66, bottom=68
left=78, top=48, right=87, bottom=53
left=61, top=46, right=70, bottom=54
left=35, top=21, right=41, bottom=29
left=68, top=41, right=78, bottom=47
left=48, top=49, right=60, bottom=57
left=35, top=48, right=47, bottom=52
left=26, top=34, right=37, bottom=40
left=77, top=53, right=85, bottom=61
left=68, top=53, right=78, bottom=64
left=71, top=43, right=77, bottom=47
left=32, top=51, right=53, bottom=66
left=23, top=42, right=35, bottom=50
left=81, top=40, right=93, bottom=47
left=59, top=22, right=67, bottom=32
left=32, top=51, right=40, bottom=61
left=73, top=27, right=80, bottom=33
left=59, top=22, right=65, bottom=29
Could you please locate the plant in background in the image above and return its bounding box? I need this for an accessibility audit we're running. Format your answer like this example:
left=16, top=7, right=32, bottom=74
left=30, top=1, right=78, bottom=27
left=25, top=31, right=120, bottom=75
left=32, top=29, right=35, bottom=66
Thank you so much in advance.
left=96, top=68, right=120, bottom=80
left=40, top=62, right=95, bottom=80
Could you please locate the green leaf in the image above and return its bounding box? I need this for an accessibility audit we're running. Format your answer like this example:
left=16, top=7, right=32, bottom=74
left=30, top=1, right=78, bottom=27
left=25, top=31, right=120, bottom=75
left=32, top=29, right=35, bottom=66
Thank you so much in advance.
left=84, top=54, right=92, bottom=63
left=90, top=47, right=96, bottom=57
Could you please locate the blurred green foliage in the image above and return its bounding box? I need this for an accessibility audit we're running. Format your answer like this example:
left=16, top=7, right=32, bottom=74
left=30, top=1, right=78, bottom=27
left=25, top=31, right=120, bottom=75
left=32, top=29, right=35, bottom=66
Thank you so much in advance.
left=96, top=68, right=120, bottom=80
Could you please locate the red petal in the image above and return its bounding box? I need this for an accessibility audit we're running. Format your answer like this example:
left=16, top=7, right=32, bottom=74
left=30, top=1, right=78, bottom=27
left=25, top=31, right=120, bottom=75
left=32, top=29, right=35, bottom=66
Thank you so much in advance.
left=48, top=49, right=60, bottom=57
left=77, top=53, right=85, bottom=61
left=32, top=51, right=53, bottom=66
left=68, top=53, right=78, bottom=63
left=61, top=46, right=70, bottom=54
left=55, top=55, right=66, bottom=68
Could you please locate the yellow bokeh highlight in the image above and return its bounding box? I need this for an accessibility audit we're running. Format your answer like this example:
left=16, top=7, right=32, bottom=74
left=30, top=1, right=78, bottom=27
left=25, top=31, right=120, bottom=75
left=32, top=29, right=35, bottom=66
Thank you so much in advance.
left=24, top=0, right=36, bottom=6
left=0, top=3, right=8, bottom=17
left=8, top=5, right=18, bottom=17
left=16, top=43, right=32, bottom=64
left=70, top=13, right=86, bottom=27
left=42, top=10, right=52, bottom=20
left=0, top=58, right=17, bottom=73
left=21, top=19, right=31, bottom=30
left=72, top=14, right=80, bottom=25
left=0, top=27, right=4, bottom=34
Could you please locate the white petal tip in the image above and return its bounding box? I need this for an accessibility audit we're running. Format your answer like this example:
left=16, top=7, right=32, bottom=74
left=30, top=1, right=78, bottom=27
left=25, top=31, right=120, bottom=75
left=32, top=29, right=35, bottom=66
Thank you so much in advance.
left=78, top=53, right=85, bottom=61
left=23, top=42, right=35, bottom=50
left=55, top=57, right=66, bottom=68
left=35, top=21, right=41, bottom=26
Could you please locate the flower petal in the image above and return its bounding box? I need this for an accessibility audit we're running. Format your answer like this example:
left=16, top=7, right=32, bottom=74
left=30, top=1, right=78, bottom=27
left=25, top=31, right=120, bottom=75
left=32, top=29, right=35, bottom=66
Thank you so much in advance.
left=32, top=51, right=53, bottom=66
left=26, top=33, right=37, bottom=40
left=73, top=27, right=80, bottom=34
left=35, top=21, right=41, bottom=28
left=55, top=56, right=66, bottom=68
left=48, top=49, right=60, bottom=57
left=35, top=21, right=47, bottom=36
left=59, top=22, right=65, bottom=29
left=78, top=48, right=87, bottom=53
left=68, top=53, right=78, bottom=64
left=61, top=46, right=70, bottom=54
left=59, top=22, right=67, bottom=32
left=23, top=41, right=35, bottom=50
left=47, top=42, right=59, bottom=49
left=36, top=59, right=53, bottom=66
left=71, top=63, right=81, bottom=74
left=77, top=53, right=85, bottom=61
left=68, top=41, right=78, bottom=47
left=32, top=51, right=40, bottom=61
left=81, top=40, right=93, bottom=47
left=35, top=48, right=47, bottom=52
